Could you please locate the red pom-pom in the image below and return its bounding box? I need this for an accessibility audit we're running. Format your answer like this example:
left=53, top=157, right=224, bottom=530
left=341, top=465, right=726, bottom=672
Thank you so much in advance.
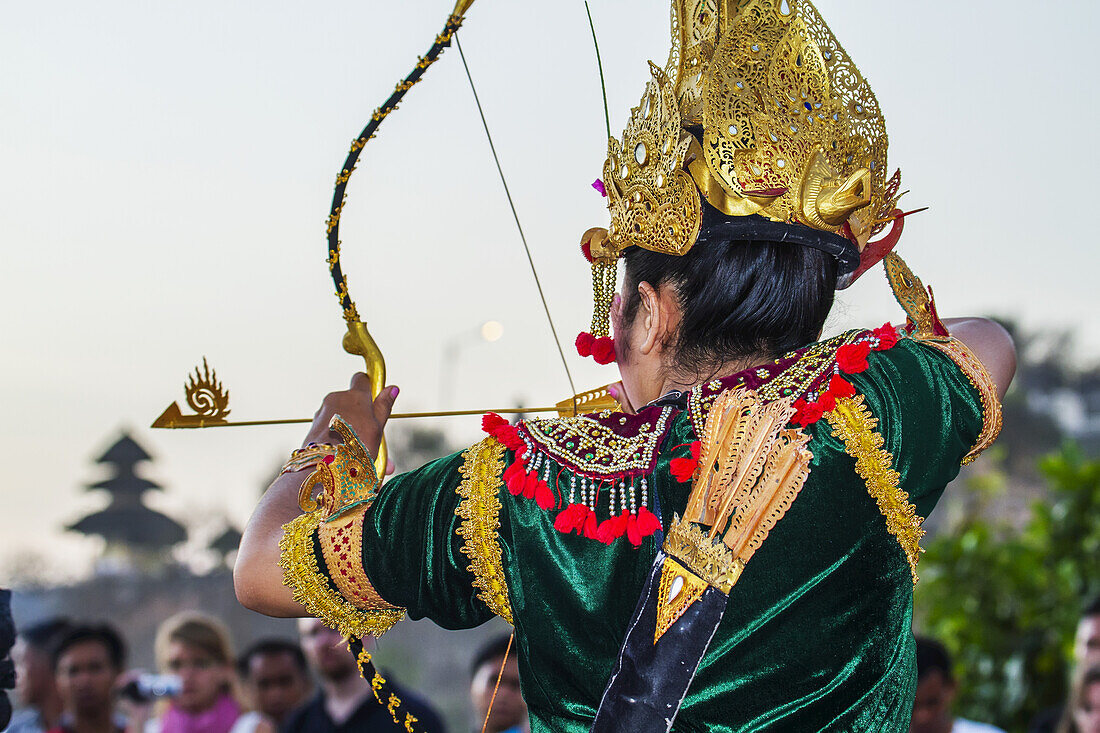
left=534, top=480, right=555, bottom=510
left=554, top=504, right=587, bottom=534
left=481, top=413, right=508, bottom=435
left=836, top=341, right=872, bottom=375
left=591, top=337, right=616, bottom=365
left=873, top=323, right=898, bottom=351
left=636, top=506, right=662, bottom=536
left=575, top=332, right=595, bottom=357
left=595, top=512, right=628, bottom=544
left=828, top=374, right=856, bottom=400
left=792, top=398, right=824, bottom=427
left=581, top=241, right=593, bottom=263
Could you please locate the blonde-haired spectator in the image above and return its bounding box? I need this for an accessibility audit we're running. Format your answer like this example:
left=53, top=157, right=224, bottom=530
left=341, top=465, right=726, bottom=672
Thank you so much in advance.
left=126, top=612, right=269, bottom=733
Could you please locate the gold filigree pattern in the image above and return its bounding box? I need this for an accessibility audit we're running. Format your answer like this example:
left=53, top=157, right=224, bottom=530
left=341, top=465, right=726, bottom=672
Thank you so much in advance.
left=151, top=359, right=231, bottom=429
left=318, top=505, right=403, bottom=614
left=604, top=63, right=702, bottom=256
left=883, top=253, right=947, bottom=341
left=826, top=395, right=924, bottom=583
left=663, top=516, right=744, bottom=593
left=600, top=0, right=900, bottom=260
left=455, top=438, right=513, bottom=624
left=922, top=338, right=1003, bottom=465
left=522, top=407, right=674, bottom=478
left=279, top=510, right=405, bottom=639
left=297, top=416, right=381, bottom=518
left=655, top=556, right=710, bottom=643
left=687, top=330, right=866, bottom=433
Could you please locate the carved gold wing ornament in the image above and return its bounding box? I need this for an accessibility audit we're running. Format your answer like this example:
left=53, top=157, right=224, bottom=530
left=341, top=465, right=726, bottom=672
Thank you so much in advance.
left=656, top=386, right=813, bottom=642
left=151, top=0, right=620, bottom=479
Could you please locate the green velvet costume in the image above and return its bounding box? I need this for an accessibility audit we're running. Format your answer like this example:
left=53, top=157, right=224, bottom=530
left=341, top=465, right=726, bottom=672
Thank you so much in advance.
left=291, top=329, right=998, bottom=732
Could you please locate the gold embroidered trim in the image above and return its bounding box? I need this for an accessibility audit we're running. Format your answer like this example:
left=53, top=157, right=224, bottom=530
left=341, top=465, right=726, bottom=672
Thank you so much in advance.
left=455, top=437, right=513, bottom=624
left=826, top=395, right=925, bottom=583
left=279, top=511, right=405, bottom=638
left=922, top=337, right=1003, bottom=465
left=318, top=505, right=402, bottom=614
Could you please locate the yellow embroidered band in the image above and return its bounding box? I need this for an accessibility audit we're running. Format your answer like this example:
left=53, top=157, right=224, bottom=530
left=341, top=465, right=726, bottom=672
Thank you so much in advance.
left=279, top=415, right=405, bottom=638
left=455, top=437, right=513, bottom=624
left=827, top=395, right=925, bottom=584
left=922, top=338, right=1003, bottom=465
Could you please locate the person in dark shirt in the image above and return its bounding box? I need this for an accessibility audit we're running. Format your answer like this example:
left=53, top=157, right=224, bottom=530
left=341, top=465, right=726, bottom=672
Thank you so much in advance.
left=281, top=619, right=444, bottom=733
left=0, top=590, right=15, bottom=730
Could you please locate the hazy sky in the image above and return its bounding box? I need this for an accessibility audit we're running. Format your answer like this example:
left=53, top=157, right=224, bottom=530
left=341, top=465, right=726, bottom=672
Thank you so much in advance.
left=2, top=0, right=1097, bottom=582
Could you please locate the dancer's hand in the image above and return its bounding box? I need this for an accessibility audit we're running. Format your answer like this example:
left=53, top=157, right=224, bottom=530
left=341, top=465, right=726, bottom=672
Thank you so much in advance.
left=304, top=373, right=399, bottom=462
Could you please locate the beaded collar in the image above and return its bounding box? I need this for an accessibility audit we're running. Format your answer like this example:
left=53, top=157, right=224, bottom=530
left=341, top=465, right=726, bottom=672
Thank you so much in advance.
left=687, top=329, right=871, bottom=435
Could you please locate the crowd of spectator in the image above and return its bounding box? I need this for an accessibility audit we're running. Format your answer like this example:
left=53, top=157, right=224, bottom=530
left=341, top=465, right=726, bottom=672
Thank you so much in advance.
left=2, top=610, right=529, bottom=733
left=3, top=596, right=1095, bottom=733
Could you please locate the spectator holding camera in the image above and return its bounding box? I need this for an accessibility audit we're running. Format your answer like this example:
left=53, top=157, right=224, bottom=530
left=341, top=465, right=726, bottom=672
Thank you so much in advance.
left=129, top=612, right=265, bottom=733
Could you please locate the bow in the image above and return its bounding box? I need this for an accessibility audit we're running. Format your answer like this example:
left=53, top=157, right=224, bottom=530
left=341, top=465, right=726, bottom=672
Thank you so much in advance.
left=152, top=0, right=619, bottom=477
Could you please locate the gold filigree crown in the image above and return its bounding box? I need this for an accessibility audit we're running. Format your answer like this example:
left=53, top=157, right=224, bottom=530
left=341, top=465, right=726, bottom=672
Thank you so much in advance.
left=578, top=0, right=906, bottom=355
left=610, top=0, right=900, bottom=253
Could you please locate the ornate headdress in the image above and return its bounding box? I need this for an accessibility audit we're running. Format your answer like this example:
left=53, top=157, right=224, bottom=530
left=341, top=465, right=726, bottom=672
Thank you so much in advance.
left=577, top=0, right=907, bottom=364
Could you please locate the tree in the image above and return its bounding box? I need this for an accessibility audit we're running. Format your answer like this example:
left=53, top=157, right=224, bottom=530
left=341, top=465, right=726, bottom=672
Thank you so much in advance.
left=915, top=445, right=1100, bottom=730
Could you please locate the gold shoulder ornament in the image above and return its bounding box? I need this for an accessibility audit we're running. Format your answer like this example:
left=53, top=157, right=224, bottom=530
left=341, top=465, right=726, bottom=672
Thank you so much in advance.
left=656, top=387, right=813, bottom=642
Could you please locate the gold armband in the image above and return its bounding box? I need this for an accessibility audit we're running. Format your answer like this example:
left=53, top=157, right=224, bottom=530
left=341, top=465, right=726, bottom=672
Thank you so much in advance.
left=279, top=415, right=405, bottom=638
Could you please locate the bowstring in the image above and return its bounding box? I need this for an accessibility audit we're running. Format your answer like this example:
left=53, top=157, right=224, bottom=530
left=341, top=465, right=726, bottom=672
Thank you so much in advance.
left=454, top=33, right=579, bottom=408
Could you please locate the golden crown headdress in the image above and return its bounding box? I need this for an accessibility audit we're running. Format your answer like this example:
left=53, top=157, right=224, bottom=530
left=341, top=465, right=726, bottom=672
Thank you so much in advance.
left=577, top=0, right=907, bottom=364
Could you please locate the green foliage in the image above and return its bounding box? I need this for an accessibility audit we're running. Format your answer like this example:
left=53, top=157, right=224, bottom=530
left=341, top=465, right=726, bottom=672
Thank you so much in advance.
left=915, top=445, right=1100, bottom=730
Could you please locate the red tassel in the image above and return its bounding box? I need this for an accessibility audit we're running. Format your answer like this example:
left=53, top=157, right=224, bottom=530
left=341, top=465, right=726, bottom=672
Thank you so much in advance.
left=595, top=512, right=629, bottom=544
left=554, top=504, right=587, bottom=534
left=792, top=398, right=825, bottom=427
left=575, top=332, right=595, bottom=357
left=521, top=472, right=538, bottom=500
left=505, top=467, right=525, bottom=496
left=582, top=510, right=599, bottom=539
left=669, top=457, right=695, bottom=483
left=873, top=323, right=898, bottom=351
left=481, top=413, right=508, bottom=435
left=828, top=374, right=856, bottom=400
left=636, top=506, right=662, bottom=536
left=534, top=480, right=555, bottom=510
left=625, top=513, right=642, bottom=547
left=836, top=341, right=872, bottom=375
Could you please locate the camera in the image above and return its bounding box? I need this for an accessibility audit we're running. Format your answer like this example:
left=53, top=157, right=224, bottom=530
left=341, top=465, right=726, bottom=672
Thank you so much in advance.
left=119, top=674, right=182, bottom=703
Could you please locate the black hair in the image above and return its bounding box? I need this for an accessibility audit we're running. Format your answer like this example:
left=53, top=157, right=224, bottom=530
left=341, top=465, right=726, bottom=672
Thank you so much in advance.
left=51, top=625, right=125, bottom=672
left=20, top=618, right=72, bottom=652
left=621, top=205, right=838, bottom=382
left=238, top=639, right=308, bottom=679
left=914, top=636, right=954, bottom=683
left=1084, top=595, right=1100, bottom=617
left=470, top=635, right=515, bottom=677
